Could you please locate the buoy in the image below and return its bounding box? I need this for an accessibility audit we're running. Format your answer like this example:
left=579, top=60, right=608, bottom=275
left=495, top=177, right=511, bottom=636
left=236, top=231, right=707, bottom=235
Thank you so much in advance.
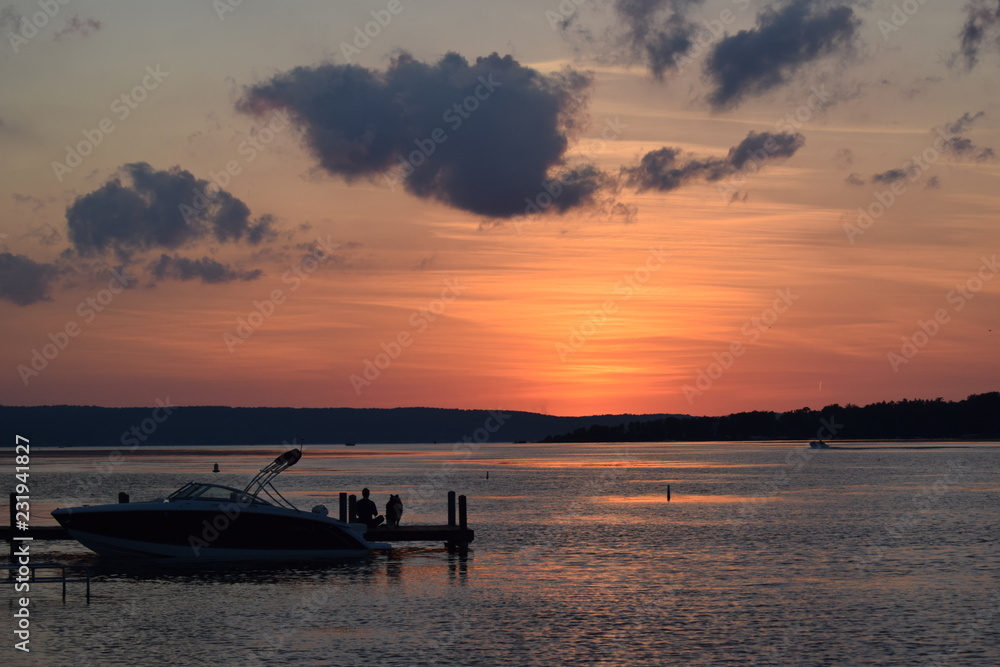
left=213, top=463, right=220, bottom=473
left=486, top=471, right=489, bottom=480
left=667, top=484, right=671, bottom=502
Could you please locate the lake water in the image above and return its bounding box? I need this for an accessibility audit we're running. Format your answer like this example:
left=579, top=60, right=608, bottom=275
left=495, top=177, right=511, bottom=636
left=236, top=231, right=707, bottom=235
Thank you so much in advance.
left=4, top=441, right=998, bottom=666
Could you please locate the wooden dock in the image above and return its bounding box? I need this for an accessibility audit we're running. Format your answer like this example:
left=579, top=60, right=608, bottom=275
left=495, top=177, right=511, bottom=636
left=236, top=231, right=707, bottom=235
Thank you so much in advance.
left=5, top=490, right=474, bottom=558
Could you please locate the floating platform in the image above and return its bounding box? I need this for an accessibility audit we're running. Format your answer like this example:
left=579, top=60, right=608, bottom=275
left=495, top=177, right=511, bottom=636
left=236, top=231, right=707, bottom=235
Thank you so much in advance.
left=5, top=490, right=474, bottom=558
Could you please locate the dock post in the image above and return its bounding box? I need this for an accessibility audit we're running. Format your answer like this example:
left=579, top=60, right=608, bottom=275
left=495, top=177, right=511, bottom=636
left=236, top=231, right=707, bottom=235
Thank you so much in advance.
left=348, top=494, right=357, bottom=523
left=447, top=491, right=456, bottom=527
left=118, top=492, right=129, bottom=504
left=339, top=493, right=348, bottom=522
left=667, top=485, right=671, bottom=502
left=458, top=495, right=467, bottom=529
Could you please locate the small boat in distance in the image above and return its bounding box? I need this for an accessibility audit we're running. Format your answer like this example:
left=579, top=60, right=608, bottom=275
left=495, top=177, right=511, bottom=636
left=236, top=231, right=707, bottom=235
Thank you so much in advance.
left=809, top=440, right=830, bottom=449
left=52, top=448, right=390, bottom=560
left=345, top=441, right=356, bottom=446
left=212, top=463, right=220, bottom=473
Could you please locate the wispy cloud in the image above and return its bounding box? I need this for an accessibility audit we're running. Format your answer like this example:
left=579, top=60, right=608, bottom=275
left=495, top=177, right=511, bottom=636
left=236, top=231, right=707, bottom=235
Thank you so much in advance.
left=148, top=254, right=263, bottom=284
left=622, top=131, right=805, bottom=192
left=52, top=15, right=102, bottom=41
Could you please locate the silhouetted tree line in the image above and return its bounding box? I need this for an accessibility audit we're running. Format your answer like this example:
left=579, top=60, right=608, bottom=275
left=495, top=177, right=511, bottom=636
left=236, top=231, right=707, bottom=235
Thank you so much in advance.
left=541, top=393, right=1000, bottom=443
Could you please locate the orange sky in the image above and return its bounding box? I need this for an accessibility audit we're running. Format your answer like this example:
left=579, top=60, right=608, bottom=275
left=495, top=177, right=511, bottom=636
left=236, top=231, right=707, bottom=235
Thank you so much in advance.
left=2, top=2, right=999, bottom=417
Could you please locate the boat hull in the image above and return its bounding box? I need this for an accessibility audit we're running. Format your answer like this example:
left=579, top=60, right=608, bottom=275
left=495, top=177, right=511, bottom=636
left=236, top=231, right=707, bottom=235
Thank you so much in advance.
left=52, top=501, right=385, bottom=561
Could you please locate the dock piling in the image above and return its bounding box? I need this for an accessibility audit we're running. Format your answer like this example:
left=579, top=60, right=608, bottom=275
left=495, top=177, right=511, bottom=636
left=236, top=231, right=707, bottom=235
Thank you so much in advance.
left=339, top=492, right=348, bottom=523
left=447, top=491, right=456, bottom=527
left=458, top=495, right=467, bottom=529
left=348, top=494, right=357, bottom=523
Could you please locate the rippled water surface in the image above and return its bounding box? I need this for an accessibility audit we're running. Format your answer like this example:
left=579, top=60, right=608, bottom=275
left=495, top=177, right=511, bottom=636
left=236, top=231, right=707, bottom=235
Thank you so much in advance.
left=4, top=441, right=998, bottom=666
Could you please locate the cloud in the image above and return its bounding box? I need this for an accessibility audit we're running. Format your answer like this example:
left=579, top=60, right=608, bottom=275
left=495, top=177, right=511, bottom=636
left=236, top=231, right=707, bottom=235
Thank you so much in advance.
left=844, top=172, right=865, bottom=186
left=925, top=176, right=941, bottom=189
left=0, top=5, right=21, bottom=31
left=938, top=112, right=995, bottom=162
left=943, top=137, right=995, bottom=162
left=608, top=0, right=705, bottom=79
left=957, top=0, right=1000, bottom=70
left=705, top=0, right=860, bottom=109
left=12, top=193, right=56, bottom=211
left=66, top=162, right=275, bottom=258
left=835, top=148, right=854, bottom=169
left=622, top=131, right=805, bottom=192
left=945, top=111, right=986, bottom=135
left=871, top=167, right=919, bottom=185
left=0, top=253, right=56, bottom=306
left=148, top=254, right=263, bottom=284
left=237, top=52, right=607, bottom=219
left=52, top=15, right=101, bottom=41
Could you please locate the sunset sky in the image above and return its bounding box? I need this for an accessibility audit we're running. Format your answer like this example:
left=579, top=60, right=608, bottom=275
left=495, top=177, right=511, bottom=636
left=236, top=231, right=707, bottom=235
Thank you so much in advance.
left=2, top=0, right=998, bottom=417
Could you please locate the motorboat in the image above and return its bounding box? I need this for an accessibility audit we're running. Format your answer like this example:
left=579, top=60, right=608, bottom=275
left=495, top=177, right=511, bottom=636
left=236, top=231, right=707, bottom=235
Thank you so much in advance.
left=809, top=440, right=830, bottom=449
left=51, top=448, right=390, bottom=560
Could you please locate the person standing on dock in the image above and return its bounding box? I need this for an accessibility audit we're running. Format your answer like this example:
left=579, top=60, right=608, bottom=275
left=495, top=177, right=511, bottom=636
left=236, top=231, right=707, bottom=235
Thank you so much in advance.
left=355, top=488, right=384, bottom=528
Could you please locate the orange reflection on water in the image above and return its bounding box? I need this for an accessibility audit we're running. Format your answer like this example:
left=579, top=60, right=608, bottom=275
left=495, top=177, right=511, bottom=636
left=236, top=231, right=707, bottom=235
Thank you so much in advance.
left=483, top=459, right=744, bottom=469
left=600, top=493, right=782, bottom=504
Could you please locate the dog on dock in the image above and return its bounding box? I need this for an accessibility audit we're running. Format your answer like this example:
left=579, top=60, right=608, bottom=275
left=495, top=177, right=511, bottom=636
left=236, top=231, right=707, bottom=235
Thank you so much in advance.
left=385, top=495, right=403, bottom=528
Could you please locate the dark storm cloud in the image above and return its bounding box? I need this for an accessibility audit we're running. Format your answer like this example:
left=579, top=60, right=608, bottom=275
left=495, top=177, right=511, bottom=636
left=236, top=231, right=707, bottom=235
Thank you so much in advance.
left=66, top=162, right=274, bottom=258
left=0, top=252, right=56, bottom=306
left=705, top=0, right=860, bottom=109
left=622, top=131, right=805, bottom=192
left=958, top=0, right=1000, bottom=69
left=236, top=52, right=607, bottom=219
left=149, top=254, right=263, bottom=284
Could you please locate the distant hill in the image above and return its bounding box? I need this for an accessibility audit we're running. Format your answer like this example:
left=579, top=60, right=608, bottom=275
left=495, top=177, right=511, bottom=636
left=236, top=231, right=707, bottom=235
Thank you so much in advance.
left=0, top=405, right=684, bottom=447
left=541, top=393, right=1000, bottom=442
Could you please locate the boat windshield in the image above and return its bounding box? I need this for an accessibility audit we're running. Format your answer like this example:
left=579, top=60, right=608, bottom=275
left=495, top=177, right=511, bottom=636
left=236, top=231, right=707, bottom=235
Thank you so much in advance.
left=167, top=482, right=270, bottom=506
